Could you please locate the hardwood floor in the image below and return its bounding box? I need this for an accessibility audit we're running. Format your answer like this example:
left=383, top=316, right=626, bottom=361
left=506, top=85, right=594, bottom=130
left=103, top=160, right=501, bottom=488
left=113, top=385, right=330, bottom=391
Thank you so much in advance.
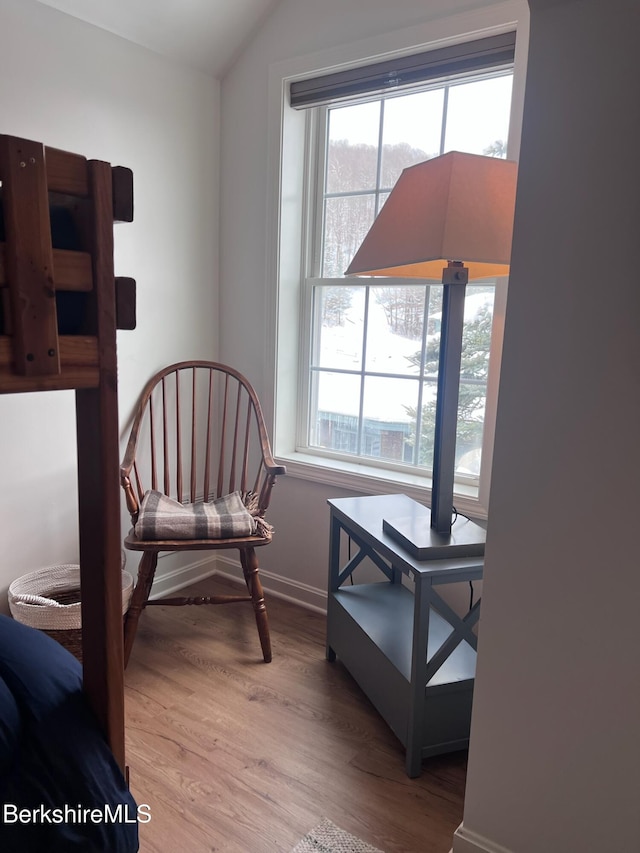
left=124, top=575, right=466, bottom=853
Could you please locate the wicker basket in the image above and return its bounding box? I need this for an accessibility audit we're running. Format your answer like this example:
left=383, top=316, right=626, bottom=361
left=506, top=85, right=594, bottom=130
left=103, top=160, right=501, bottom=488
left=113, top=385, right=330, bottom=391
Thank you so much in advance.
left=8, top=564, right=133, bottom=662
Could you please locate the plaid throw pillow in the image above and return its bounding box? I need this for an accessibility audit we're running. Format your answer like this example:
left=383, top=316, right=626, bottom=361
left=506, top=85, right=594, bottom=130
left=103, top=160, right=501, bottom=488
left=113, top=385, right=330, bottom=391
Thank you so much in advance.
left=135, top=490, right=257, bottom=540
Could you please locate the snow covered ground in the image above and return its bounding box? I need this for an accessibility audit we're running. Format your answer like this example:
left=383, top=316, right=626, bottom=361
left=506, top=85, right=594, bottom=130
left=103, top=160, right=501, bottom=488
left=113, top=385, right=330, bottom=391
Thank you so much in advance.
left=315, top=288, right=493, bottom=424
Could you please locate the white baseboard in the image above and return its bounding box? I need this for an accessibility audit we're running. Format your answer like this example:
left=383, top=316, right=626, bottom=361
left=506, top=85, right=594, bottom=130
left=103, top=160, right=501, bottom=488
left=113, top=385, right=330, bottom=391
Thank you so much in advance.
left=149, top=555, right=218, bottom=599
left=215, top=554, right=328, bottom=613
left=453, top=824, right=515, bottom=853
left=147, top=552, right=328, bottom=613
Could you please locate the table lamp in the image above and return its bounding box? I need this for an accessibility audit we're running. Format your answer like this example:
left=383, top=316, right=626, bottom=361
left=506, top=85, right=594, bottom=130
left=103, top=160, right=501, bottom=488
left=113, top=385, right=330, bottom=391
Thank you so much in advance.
left=345, top=151, right=517, bottom=557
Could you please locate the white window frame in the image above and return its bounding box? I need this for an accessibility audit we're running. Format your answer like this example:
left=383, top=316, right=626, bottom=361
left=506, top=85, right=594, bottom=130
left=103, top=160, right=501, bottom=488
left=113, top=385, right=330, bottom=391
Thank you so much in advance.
left=265, top=2, right=530, bottom=520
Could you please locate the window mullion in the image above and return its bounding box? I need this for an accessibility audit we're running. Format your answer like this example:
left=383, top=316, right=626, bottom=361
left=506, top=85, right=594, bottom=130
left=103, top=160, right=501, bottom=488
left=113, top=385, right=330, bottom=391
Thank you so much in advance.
left=375, top=100, right=385, bottom=214
left=314, top=107, right=329, bottom=277
left=439, top=85, right=449, bottom=155
left=356, top=287, right=370, bottom=456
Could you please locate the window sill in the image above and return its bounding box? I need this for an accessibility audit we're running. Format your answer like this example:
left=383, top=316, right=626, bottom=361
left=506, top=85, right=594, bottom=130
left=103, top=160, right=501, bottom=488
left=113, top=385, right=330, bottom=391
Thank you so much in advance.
left=275, top=450, right=487, bottom=521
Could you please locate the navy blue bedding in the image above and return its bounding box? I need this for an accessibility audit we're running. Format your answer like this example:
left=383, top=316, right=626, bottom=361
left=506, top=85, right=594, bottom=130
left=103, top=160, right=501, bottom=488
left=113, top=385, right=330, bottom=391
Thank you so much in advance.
left=0, top=615, right=139, bottom=852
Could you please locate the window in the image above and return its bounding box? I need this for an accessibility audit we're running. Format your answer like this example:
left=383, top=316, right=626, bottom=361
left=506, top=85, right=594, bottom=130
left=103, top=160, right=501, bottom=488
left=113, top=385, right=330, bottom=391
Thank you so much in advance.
left=271, top=18, right=527, bottom=517
left=307, top=69, right=513, bottom=480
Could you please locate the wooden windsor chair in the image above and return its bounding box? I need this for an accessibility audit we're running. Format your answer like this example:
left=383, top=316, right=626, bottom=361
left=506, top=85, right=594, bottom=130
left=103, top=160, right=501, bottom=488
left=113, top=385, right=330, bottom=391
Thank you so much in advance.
left=120, top=361, right=285, bottom=667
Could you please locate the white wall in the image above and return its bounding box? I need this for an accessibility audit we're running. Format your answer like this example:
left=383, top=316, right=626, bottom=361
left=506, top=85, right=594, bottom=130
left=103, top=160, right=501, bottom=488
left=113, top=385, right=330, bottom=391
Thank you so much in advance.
left=220, top=0, right=529, bottom=604
left=454, top=0, right=640, bottom=851
left=0, top=0, right=219, bottom=605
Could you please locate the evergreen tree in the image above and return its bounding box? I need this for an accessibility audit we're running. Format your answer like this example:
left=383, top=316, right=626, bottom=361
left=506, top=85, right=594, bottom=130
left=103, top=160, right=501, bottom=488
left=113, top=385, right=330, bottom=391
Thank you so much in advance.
left=321, top=286, right=354, bottom=327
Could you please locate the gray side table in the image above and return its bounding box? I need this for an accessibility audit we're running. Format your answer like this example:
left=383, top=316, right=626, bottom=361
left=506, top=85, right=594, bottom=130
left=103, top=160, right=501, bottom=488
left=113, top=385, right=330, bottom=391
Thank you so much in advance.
left=326, top=494, right=484, bottom=778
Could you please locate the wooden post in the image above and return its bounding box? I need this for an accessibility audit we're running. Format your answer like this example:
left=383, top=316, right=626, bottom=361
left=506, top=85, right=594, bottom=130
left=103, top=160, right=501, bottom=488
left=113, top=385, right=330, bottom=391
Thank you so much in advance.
left=76, top=158, right=125, bottom=771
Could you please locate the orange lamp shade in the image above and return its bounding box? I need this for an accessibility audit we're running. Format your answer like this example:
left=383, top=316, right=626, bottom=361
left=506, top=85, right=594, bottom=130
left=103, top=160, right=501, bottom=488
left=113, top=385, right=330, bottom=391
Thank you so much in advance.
left=345, top=150, right=518, bottom=280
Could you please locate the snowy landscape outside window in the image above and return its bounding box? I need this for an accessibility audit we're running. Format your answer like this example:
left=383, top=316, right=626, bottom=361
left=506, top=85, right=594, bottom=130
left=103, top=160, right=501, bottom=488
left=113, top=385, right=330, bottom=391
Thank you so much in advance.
left=304, top=70, right=513, bottom=484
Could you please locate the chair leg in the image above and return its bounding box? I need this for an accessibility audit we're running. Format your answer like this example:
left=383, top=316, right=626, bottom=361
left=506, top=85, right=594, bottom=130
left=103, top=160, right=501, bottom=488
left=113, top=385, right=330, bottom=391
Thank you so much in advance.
left=123, top=550, right=158, bottom=668
left=240, top=547, right=272, bottom=663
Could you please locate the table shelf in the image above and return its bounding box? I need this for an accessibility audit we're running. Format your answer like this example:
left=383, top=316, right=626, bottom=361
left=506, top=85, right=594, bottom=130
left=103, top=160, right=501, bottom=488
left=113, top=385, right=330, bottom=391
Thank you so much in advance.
left=332, top=584, right=476, bottom=686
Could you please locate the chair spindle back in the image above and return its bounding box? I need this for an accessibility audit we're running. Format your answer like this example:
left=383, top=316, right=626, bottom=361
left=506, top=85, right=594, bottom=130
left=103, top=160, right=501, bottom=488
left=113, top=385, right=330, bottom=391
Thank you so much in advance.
left=121, top=361, right=279, bottom=523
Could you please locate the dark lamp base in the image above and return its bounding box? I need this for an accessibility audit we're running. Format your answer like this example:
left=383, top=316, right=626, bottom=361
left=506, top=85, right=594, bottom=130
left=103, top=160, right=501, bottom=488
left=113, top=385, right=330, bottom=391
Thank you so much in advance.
left=382, top=508, right=486, bottom=559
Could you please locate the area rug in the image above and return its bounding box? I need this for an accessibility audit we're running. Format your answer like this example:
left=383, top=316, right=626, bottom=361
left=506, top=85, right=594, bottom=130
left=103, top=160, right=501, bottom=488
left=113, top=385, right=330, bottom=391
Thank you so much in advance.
left=291, top=818, right=385, bottom=853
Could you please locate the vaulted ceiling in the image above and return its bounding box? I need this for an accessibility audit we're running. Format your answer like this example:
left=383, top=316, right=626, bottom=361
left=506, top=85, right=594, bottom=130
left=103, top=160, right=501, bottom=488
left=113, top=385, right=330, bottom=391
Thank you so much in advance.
left=35, top=0, right=281, bottom=77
